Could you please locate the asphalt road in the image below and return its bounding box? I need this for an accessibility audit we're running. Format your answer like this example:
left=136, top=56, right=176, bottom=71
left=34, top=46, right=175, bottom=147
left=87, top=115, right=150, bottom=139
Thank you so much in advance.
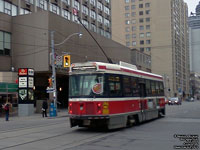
left=0, top=101, right=199, bottom=150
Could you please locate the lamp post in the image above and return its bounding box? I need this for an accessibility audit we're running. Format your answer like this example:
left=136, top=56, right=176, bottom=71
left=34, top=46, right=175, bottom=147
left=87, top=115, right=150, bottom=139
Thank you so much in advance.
left=50, top=31, right=82, bottom=115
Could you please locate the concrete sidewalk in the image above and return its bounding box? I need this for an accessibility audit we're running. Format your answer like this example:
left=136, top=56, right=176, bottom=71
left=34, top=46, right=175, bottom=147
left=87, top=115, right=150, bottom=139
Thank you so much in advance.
left=0, top=109, right=69, bottom=122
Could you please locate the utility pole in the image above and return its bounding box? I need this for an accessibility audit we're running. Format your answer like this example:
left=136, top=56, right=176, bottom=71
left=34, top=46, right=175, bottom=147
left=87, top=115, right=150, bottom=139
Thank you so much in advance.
left=50, top=31, right=57, bottom=115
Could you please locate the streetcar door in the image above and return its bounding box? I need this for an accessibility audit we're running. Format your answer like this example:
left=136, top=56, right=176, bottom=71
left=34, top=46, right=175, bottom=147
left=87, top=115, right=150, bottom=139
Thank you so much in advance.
left=139, top=83, right=146, bottom=121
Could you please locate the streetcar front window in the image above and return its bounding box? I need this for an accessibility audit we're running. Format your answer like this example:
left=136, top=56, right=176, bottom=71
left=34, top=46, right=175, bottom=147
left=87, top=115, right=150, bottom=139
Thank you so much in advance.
left=69, top=74, right=106, bottom=98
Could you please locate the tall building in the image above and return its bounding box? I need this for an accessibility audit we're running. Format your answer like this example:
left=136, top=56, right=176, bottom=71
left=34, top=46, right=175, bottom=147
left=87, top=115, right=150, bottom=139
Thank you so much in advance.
left=111, top=0, right=190, bottom=97
left=0, top=0, right=134, bottom=108
left=188, top=1, right=200, bottom=98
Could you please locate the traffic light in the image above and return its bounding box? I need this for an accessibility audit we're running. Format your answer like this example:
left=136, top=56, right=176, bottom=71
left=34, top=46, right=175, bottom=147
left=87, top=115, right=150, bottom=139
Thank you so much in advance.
left=48, top=78, right=52, bottom=87
left=63, top=55, right=71, bottom=68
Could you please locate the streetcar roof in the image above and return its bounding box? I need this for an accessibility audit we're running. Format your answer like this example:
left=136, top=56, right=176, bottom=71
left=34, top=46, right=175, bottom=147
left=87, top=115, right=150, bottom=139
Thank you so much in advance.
left=70, top=61, right=163, bottom=80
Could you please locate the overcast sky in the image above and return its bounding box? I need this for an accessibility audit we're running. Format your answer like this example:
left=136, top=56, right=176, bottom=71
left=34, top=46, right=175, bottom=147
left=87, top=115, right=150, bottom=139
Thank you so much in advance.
left=184, top=0, right=199, bottom=15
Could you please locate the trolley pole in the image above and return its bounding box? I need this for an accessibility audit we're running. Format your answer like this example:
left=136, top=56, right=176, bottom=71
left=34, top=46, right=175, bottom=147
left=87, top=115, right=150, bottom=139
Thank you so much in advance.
left=51, top=31, right=57, bottom=115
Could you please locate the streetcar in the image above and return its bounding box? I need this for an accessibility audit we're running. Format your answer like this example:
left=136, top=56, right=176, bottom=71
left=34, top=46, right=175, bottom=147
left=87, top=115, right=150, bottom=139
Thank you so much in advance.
left=68, top=61, right=165, bottom=129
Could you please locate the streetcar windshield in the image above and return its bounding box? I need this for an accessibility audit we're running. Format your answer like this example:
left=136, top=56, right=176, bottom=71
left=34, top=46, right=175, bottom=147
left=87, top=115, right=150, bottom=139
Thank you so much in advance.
left=69, top=74, right=105, bottom=98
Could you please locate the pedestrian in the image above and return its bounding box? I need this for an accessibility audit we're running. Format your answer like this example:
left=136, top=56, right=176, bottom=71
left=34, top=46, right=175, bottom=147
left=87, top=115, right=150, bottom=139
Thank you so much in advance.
left=3, top=102, right=10, bottom=121
left=42, top=100, right=48, bottom=117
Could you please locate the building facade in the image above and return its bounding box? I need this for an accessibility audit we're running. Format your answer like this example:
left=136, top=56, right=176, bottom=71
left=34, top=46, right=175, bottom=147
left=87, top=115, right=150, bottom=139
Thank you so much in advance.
left=111, top=0, right=190, bottom=98
left=0, top=0, right=134, bottom=108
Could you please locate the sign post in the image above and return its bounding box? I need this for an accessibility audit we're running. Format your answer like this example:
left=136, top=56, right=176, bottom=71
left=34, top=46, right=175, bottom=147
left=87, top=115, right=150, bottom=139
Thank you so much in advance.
left=18, top=68, right=35, bottom=116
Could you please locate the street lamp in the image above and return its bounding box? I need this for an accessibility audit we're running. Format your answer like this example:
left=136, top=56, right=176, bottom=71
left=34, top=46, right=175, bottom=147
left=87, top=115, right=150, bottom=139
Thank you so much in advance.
left=50, top=31, right=82, bottom=116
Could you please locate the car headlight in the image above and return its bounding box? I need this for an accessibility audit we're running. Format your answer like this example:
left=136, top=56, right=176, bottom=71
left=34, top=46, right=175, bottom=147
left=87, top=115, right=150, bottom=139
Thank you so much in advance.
left=175, top=101, right=178, bottom=103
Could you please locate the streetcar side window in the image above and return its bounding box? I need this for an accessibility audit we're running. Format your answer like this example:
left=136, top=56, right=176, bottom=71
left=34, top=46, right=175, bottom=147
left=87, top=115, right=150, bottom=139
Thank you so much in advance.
left=151, top=81, right=156, bottom=96
left=123, top=76, right=132, bottom=97
left=108, top=75, right=122, bottom=97
left=146, top=79, right=152, bottom=97
left=131, top=77, right=140, bottom=97
left=155, top=82, right=159, bottom=95
left=159, top=82, right=164, bottom=96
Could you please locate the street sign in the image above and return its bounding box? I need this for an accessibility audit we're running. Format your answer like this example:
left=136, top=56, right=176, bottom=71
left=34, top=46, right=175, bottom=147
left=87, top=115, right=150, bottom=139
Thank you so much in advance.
left=19, top=77, right=27, bottom=88
left=56, top=56, right=63, bottom=67
left=46, top=87, right=55, bottom=93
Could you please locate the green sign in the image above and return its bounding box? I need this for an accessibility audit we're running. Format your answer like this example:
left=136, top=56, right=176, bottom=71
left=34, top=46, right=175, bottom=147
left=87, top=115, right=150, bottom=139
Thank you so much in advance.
left=0, top=83, right=18, bottom=93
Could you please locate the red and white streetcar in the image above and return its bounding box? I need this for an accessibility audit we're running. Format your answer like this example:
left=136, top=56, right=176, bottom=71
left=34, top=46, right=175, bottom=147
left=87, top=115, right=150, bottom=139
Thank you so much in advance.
left=68, top=61, right=165, bottom=129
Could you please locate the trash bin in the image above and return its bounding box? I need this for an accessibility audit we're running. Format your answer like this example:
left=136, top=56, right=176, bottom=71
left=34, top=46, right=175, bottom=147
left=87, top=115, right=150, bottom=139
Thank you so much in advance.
left=49, top=102, right=57, bottom=117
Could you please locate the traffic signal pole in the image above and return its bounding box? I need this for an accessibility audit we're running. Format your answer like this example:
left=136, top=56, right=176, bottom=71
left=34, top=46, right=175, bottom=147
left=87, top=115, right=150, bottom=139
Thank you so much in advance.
left=50, top=31, right=57, bottom=115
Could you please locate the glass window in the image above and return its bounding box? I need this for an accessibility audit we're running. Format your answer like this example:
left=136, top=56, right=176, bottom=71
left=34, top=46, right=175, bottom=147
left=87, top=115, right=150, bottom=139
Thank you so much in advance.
left=151, top=81, right=156, bottom=96
left=62, top=0, right=70, bottom=5
left=125, top=0, right=130, bottom=3
left=37, top=0, right=48, bottom=10
left=104, top=6, right=110, bottom=15
left=90, top=24, right=97, bottom=32
left=72, top=14, right=79, bottom=23
left=131, top=19, right=136, bottom=24
left=146, top=40, right=151, bottom=44
left=139, top=4, right=143, bottom=8
left=50, top=3, right=60, bottom=15
left=62, top=9, right=71, bottom=20
left=132, top=26, right=136, bottom=31
left=139, top=33, right=144, bottom=38
left=132, top=34, right=136, bottom=38
left=146, top=80, right=151, bottom=96
left=125, top=6, right=129, bottom=10
left=131, top=12, right=136, bottom=17
left=0, top=31, right=11, bottom=55
left=97, top=1, right=103, bottom=10
left=90, top=10, right=96, bottom=19
left=146, top=10, right=150, bottom=15
left=140, top=47, right=144, bottom=51
left=132, top=41, right=136, bottom=46
left=82, top=5, right=88, bottom=15
left=139, top=11, right=143, bottom=15
left=146, top=32, right=151, bottom=37
left=82, top=19, right=89, bottom=28
left=90, top=0, right=95, bottom=6
left=97, top=15, right=103, bottom=23
left=146, top=17, right=150, bottom=22
left=108, top=75, right=122, bottom=97
left=123, top=76, right=132, bottom=96
left=140, top=25, right=144, bottom=30
left=73, top=0, right=80, bottom=10
left=126, top=34, right=130, bottom=39
left=140, top=40, right=144, bottom=44
left=69, top=74, right=106, bottom=97
left=126, top=42, right=130, bottom=47
left=11, top=5, right=17, bottom=16
left=131, top=5, right=136, bottom=10
left=125, top=27, right=130, bottom=32
left=104, top=18, right=110, bottom=27
left=125, top=13, right=130, bottom=18
left=5, top=1, right=11, bottom=15
left=146, top=47, right=151, bottom=51
left=125, top=20, right=130, bottom=25
left=145, top=3, right=150, bottom=8
left=0, top=0, right=3, bottom=13
left=146, top=25, right=150, bottom=30
left=139, top=18, right=144, bottom=23
left=131, top=77, right=139, bottom=97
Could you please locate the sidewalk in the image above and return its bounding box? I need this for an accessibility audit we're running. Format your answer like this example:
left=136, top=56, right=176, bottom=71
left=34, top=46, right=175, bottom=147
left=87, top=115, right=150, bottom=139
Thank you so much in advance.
left=0, top=109, right=69, bottom=122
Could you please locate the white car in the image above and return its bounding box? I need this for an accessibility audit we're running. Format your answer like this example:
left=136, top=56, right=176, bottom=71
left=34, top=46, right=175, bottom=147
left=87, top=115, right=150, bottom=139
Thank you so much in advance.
left=168, top=97, right=182, bottom=105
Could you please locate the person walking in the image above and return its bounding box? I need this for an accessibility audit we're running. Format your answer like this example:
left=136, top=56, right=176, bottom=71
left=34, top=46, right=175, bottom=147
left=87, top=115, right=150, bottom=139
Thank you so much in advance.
left=42, top=100, right=48, bottom=117
left=3, top=102, right=10, bottom=121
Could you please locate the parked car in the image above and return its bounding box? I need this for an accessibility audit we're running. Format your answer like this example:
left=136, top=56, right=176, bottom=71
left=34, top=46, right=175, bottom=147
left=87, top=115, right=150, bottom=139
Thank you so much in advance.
left=168, top=97, right=182, bottom=105
left=185, top=97, right=194, bottom=102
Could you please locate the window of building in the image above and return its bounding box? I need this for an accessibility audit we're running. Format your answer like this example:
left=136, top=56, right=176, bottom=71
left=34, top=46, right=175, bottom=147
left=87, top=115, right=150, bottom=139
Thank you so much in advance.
left=146, top=25, right=150, bottom=29
left=20, top=8, right=31, bottom=15
left=140, top=25, right=144, bottom=30
left=97, top=15, right=103, bottom=23
left=82, top=5, right=89, bottom=15
left=131, top=12, right=136, bottom=17
left=90, top=0, right=95, bottom=6
left=126, top=42, right=130, bottom=47
left=50, top=3, right=60, bottom=15
left=146, top=10, right=150, bottom=15
left=125, top=13, right=130, bottom=18
left=37, top=0, right=48, bottom=10
left=132, top=26, right=136, bottom=31
left=105, top=0, right=110, bottom=3
left=125, top=6, right=129, bottom=10
left=62, top=0, right=70, bottom=5
left=90, top=24, right=97, bottom=32
left=11, top=5, right=17, bottom=16
left=132, top=41, right=136, bottom=46
left=145, top=3, right=150, bottom=8
left=104, top=31, right=111, bottom=39
left=139, top=18, right=144, bottom=23
left=125, top=27, right=130, bottom=32
left=97, top=1, right=103, bottom=10
left=139, top=11, right=143, bottom=15
left=140, top=40, right=144, bottom=45
left=126, top=34, right=130, bottom=39
left=146, top=47, right=151, bottom=51
left=0, top=31, right=11, bottom=55
left=139, top=4, right=143, bottom=8
left=25, top=0, right=34, bottom=4
left=104, top=6, right=110, bottom=15
left=82, top=19, right=89, bottom=28
left=125, top=20, right=130, bottom=25
left=62, top=9, right=71, bottom=20
left=73, top=0, right=80, bottom=10
left=132, top=34, right=136, bottom=38
left=146, top=17, right=150, bottom=22
left=146, top=40, right=151, bottom=44
left=140, top=47, right=144, bottom=51
left=131, top=19, right=136, bottom=24
left=98, top=28, right=104, bottom=36
left=4, top=1, right=11, bottom=15
left=72, top=14, right=79, bottom=23
left=139, top=33, right=144, bottom=38
left=90, top=10, right=96, bottom=19
left=131, top=5, right=136, bottom=10
left=131, top=0, right=135, bottom=3
left=125, top=0, right=130, bottom=3
left=146, top=32, right=151, bottom=37
left=104, top=18, right=110, bottom=27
